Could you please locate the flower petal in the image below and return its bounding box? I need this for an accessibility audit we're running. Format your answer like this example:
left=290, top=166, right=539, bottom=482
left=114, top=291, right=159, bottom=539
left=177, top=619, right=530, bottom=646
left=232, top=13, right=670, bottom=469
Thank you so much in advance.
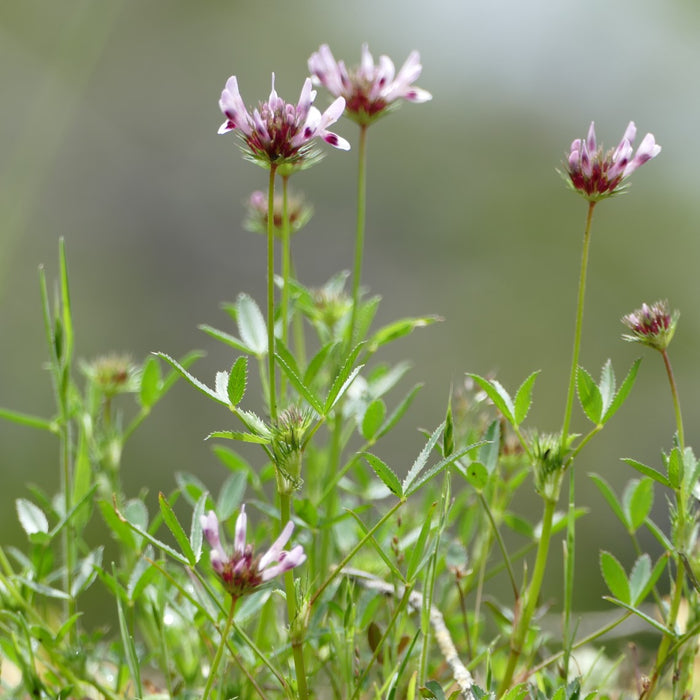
left=234, top=505, right=247, bottom=556
left=258, top=520, right=294, bottom=570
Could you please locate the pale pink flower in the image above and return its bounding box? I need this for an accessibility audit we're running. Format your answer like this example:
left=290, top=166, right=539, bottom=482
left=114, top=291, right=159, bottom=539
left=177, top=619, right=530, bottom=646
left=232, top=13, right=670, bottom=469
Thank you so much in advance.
left=201, top=506, right=306, bottom=597
left=218, top=74, right=350, bottom=169
left=308, top=44, right=432, bottom=125
left=565, top=121, right=661, bottom=201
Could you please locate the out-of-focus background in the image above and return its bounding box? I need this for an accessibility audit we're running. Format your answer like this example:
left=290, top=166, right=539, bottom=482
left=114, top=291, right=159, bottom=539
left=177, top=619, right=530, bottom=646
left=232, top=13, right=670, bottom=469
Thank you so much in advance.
left=2, top=0, right=699, bottom=612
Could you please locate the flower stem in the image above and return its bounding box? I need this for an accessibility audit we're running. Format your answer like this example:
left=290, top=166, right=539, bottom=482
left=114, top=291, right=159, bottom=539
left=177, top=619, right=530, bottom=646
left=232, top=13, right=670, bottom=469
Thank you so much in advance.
left=499, top=497, right=556, bottom=695
left=348, top=123, right=368, bottom=347
left=267, top=164, right=278, bottom=422
left=202, top=595, right=237, bottom=700
left=561, top=200, right=596, bottom=445
left=279, top=493, right=308, bottom=700
left=661, top=348, right=684, bottom=450
left=280, top=174, right=291, bottom=401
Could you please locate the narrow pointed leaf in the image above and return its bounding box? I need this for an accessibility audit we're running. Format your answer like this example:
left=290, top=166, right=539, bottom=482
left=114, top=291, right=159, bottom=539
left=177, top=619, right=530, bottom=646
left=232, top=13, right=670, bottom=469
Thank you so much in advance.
left=368, top=315, right=440, bottom=351
left=139, top=356, right=161, bottom=409
left=375, top=384, right=423, bottom=440
left=625, top=478, right=654, bottom=532
left=622, top=458, right=671, bottom=488
left=479, top=420, right=500, bottom=474
left=303, top=342, right=334, bottom=387
left=361, top=399, right=386, bottom=442
left=155, top=353, right=227, bottom=405
left=236, top=293, right=267, bottom=355
left=206, top=430, right=270, bottom=444
left=404, top=443, right=483, bottom=497
left=114, top=502, right=189, bottom=565
left=628, top=553, right=651, bottom=605
left=600, top=551, right=630, bottom=603
left=275, top=351, right=324, bottom=414
left=324, top=343, right=365, bottom=413
left=199, top=324, right=253, bottom=354
left=362, top=453, right=402, bottom=497
left=598, top=359, right=616, bottom=414
left=601, top=358, right=641, bottom=423
left=402, top=422, right=445, bottom=493
left=466, top=374, right=514, bottom=425
left=602, top=596, right=675, bottom=637
left=590, top=473, right=629, bottom=530
left=576, top=366, right=603, bottom=424
left=159, top=492, right=196, bottom=565
left=0, top=407, right=54, bottom=432
left=190, top=492, right=208, bottom=564
left=514, top=370, right=539, bottom=426
left=227, top=356, right=247, bottom=406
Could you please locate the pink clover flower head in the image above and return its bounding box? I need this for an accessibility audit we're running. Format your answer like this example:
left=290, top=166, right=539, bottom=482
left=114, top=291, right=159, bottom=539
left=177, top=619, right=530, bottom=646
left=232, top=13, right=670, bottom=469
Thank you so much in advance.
left=218, top=74, right=349, bottom=171
left=200, top=506, right=306, bottom=598
left=564, top=121, right=661, bottom=202
left=622, top=300, right=678, bottom=352
left=308, top=43, right=432, bottom=125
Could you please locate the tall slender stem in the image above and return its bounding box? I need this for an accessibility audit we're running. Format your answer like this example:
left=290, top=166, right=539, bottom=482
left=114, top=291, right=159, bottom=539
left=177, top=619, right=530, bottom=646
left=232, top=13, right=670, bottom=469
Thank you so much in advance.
left=661, top=348, right=684, bottom=450
left=348, top=124, right=368, bottom=346
left=267, top=164, right=278, bottom=422
left=559, top=200, right=596, bottom=682
left=499, top=497, right=556, bottom=695
left=202, top=595, right=237, bottom=700
left=561, top=200, right=596, bottom=445
left=280, top=174, right=291, bottom=401
left=279, top=493, right=308, bottom=700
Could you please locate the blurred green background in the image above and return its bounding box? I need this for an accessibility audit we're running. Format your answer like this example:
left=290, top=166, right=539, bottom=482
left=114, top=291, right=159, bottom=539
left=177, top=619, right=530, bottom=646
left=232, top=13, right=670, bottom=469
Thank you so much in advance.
left=2, top=0, right=700, bottom=613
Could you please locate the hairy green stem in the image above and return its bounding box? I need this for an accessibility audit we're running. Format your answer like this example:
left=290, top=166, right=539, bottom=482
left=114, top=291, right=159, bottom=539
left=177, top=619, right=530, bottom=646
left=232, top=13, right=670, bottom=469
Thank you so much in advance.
left=661, top=348, right=684, bottom=451
left=348, top=124, right=368, bottom=347
left=267, top=164, right=278, bottom=421
left=280, top=493, right=308, bottom=700
left=499, top=497, right=557, bottom=695
left=280, top=174, right=291, bottom=401
left=561, top=200, right=596, bottom=445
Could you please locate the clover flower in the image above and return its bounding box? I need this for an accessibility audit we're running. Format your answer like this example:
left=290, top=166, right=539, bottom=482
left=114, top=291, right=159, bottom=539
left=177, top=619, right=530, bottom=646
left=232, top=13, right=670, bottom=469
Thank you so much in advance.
left=201, top=506, right=306, bottom=598
left=622, top=300, right=678, bottom=352
left=218, top=74, right=350, bottom=170
left=308, top=43, right=432, bottom=125
left=243, top=189, right=313, bottom=237
left=564, top=121, right=660, bottom=202
left=81, top=354, right=139, bottom=397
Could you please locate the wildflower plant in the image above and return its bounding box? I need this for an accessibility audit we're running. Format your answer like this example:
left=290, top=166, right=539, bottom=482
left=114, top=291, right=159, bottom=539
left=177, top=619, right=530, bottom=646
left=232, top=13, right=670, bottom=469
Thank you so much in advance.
left=2, top=40, right=699, bottom=700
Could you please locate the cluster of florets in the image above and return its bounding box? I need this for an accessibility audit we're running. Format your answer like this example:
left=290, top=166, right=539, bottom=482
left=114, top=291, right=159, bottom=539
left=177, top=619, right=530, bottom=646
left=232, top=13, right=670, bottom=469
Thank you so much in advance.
left=81, top=354, right=138, bottom=397
left=243, top=190, right=313, bottom=237
left=564, top=121, right=661, bottom=202
left=218, top=44, right=432, bottom=169
left=307, top=43, right=432, bottom=125
left=218, top=75, right=349, bottom=170
left=622, top=300, right=679, bottom=352
left=201, top=506, right=306, bottom=599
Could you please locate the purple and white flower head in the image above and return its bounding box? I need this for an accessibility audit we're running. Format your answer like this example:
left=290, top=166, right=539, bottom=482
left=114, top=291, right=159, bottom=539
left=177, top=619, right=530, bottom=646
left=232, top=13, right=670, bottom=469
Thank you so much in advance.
left=200, top=506, right=306, bottom=598
left=564, top=121, right=661, bottom=202
left=218, top=74, right=350, bottom=171
left=308, top=44, right=432, bottom=125
left=622, top=300, right=678, bottom=352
